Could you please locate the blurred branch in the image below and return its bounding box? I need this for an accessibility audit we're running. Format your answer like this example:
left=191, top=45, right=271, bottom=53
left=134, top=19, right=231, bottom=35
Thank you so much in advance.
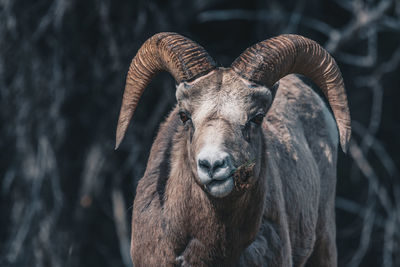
left=98, top=0, right=122, bottom=70
left=383, top=215, right=396, bottom=267
left=336, top=196, right=385, bottom=228
left=350, top=45, right=400, bottom=184
left=352, top=121, right=400, bottom=182
left=348, top=138, right=399, bottom=266
left=282, top=0, right=305, bottom=33
left=112, top=187, right=131, bottom=267
left=5, top=136, right=62, bottom=265
left=76, top=144, right=106, bottom=215
left=33, top=0, right=69, bottom=39
left=197, top=9, right=282, bottom=23
left=197, top=0, right=396, bottom=64
left=335, top=27, right=377, bottom=67
left=347, top=199, right=376, bottom=267
left=325, top=0, right=393, bottom=53
left=349, top=140, right=393, bottom=216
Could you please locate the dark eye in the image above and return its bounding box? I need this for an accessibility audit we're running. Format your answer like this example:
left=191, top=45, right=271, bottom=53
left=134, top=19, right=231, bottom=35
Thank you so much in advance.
left=179, top=111, right=191, bottom=123
left=250, top=114, right=265, bottom=125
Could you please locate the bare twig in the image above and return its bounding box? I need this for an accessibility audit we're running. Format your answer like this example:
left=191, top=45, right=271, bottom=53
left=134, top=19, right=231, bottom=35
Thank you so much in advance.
left=112, top=187, right=131, bottom=267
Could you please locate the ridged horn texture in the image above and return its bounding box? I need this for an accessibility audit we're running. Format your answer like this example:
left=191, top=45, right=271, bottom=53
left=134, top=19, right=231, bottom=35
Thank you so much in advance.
left=115, top=32, right=217, bottom=149
left=231, top=34, right=351, bottom=152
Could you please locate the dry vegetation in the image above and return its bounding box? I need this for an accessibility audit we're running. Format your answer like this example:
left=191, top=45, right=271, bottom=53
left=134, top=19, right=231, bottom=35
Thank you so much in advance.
left=0, top=0, right=399, bottom=266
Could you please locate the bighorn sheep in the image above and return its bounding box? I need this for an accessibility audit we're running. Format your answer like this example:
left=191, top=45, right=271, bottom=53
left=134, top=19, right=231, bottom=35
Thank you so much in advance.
left=115, top=32, right=351, bottom=266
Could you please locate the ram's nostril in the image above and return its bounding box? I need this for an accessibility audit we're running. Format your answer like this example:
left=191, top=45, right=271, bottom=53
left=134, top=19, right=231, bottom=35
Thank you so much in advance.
left=198, top=159, right=211, bottom=171
left=212, top=159, right=225, bottom=171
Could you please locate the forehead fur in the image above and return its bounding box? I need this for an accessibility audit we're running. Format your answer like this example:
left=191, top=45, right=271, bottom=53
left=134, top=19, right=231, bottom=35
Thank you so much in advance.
left=176, top=68, right=272, bottom=124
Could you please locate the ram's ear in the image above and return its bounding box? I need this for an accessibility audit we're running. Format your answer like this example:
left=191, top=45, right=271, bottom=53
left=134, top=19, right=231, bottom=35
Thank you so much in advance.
left=271, top=82, right=279, bottom=97
left=175, top=82, right=192, bottom=102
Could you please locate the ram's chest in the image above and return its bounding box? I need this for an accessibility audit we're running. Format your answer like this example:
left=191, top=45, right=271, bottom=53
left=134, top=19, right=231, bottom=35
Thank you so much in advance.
left=168, top=189, right=262, bottom=265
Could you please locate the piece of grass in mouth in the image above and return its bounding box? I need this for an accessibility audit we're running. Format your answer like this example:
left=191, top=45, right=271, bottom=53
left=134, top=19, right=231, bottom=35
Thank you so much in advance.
left=233, top=159, right=255, bottom=190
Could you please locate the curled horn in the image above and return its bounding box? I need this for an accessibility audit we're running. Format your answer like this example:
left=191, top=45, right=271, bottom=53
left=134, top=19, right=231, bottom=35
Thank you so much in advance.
left=115, top=32, right=217, bottom=149
left=231, top=34, right=351, bottom=152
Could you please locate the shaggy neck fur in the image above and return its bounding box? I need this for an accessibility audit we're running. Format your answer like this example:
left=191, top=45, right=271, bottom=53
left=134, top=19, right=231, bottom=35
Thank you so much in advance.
left=161, top=121, right=268, bottom=266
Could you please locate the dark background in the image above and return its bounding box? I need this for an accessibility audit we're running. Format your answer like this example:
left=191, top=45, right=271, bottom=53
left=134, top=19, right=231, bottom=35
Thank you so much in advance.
left=1, top=0, right=399, bottom=266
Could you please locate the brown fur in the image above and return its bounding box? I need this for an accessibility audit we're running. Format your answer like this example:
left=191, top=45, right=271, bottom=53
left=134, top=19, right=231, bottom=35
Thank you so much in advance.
left=130, top=70, right=339, bottom=266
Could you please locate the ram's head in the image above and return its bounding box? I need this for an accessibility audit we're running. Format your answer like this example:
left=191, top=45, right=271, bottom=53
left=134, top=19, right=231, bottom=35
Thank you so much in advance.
left=115, top=33, right=350, bottom=198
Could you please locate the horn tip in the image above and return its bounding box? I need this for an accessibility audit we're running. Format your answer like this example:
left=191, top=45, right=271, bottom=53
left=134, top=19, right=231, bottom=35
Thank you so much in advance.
left=339, top=126, right=351, bottom=154
left=340, top=141, right=348, bottom=154
left=115, top=122, right=127, bottom=150
left=114, top=142, right=120, bottom=150
left=115, top=136, right=122, bottom=150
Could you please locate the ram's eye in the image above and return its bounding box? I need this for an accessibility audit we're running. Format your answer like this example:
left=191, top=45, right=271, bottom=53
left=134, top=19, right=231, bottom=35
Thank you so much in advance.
left=179, top=111, right=191, bottom=123
left=250, top=114, right=265, bottom=125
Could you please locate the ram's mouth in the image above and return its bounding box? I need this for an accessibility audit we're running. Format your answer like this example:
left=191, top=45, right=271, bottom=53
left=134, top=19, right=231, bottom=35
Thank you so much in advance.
left=205, top=161, right=256, bottom=198
left=206, top=176, right=234, bottom=198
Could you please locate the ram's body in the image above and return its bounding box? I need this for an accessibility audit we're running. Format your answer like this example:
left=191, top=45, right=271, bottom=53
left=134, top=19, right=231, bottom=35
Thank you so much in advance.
left=131, top=75, right=337, bottom=266
left=116, top=33, right=350, bottom=267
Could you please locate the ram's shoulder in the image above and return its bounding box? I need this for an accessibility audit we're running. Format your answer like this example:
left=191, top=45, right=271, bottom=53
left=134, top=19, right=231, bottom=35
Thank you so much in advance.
left=275, top=75, right=327, bottom=115
left=267, top=75, right=338, bottom=146
left=135, top=106, right=180, bottom=204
